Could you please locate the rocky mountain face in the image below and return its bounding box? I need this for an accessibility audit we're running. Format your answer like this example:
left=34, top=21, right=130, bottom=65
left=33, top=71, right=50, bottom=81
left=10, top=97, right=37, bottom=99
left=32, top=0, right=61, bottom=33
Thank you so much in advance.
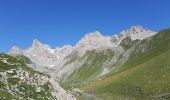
left=75, top=31, right=113, bottom=51
left=120, top=25, right=157, bottom=40
left=7, top=25, right=161, bottom=100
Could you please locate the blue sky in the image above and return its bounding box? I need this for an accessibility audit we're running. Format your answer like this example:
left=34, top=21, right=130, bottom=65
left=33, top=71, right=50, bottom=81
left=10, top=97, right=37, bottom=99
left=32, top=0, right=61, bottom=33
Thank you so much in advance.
left=0, top=0, right=170, bottom=52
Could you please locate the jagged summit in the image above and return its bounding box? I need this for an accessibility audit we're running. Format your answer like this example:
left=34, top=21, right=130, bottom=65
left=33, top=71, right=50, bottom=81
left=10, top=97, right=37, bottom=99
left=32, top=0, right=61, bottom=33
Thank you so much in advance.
left=126, top=25, right=148, bottom=34
left=76, top=31, right=113, bottom=50
left=84, top=31, right=102, bottom=38
left=120, top=25, right=149, bottom=35
left=120, top=25, right=156, bottom=40
left=8, top=46, right=23, bottom=56
left=32, top=39, right=44, bottom=48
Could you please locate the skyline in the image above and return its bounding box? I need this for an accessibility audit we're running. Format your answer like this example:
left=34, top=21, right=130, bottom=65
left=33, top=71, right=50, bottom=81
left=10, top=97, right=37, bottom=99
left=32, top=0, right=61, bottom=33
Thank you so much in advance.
left=0, top=0, right=170, bottom=52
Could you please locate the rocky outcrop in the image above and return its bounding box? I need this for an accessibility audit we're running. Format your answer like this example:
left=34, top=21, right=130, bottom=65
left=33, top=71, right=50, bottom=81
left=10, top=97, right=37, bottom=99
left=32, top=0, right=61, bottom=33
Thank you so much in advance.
left=8, top=46, right=23, bottom=57
left=120, top=25, right=157, bottom=40
left=76, top=31, right=114, bottom=51
left=0, top=54, right=76, bottom=100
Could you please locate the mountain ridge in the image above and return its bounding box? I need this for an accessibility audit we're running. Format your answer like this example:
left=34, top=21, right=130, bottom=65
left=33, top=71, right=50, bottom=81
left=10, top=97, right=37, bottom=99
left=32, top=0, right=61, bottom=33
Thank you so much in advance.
left=8, top=25, right=157, bottom=79
left=9, top=25, right=156, bottom=54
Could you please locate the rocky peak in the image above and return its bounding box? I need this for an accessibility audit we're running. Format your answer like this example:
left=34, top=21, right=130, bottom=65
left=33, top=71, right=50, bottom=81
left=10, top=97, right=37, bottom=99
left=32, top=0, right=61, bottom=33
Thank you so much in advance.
left=80, top=31, right=103, bottom=42
left=124, top=25, right=148, bottom=34
left=76, top=31, right=114, bottom=50
left=119, top=25, right=156, bottom=40
left=85, top=31, right=102, bottom=38
left=30, top=39, right=54, bottom=54
left=32, top=39, right=43, bottom=49
left=8, top=46, right=23, bottom=57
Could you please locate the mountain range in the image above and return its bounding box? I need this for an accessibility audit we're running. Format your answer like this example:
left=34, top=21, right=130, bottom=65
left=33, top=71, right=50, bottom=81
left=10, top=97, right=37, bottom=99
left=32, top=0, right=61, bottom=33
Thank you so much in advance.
left=8, top=25, right=156, bottom=79
left=1, top=25, right=170, bottom=100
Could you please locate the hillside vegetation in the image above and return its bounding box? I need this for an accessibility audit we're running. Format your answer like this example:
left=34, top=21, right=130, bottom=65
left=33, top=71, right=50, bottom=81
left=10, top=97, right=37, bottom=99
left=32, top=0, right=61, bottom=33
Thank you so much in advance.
left=79, top=29, right=170, bottom=100
left=0, top=54, right=57, bottom=100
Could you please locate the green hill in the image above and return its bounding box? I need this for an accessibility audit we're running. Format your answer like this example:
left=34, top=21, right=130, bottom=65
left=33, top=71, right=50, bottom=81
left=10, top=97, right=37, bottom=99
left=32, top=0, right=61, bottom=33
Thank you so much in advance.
left=78, top=29, right=170, bottom=100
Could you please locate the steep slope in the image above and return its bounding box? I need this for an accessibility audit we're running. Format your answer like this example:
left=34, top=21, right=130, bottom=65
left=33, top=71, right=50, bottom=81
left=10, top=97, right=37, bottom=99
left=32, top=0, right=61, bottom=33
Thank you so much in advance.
left=0, top=54, right=76, bottom=100
left=60, top=49, right=116, bottom=89
left=79, top=29, right=170, bottom=100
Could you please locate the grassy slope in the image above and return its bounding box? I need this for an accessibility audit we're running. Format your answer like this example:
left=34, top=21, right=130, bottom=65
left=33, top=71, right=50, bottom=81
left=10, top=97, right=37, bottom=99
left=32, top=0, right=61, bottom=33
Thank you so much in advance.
left=80, top=29, right=170, bottom=99
left=61, top=49, right=115, bottom=90
left=81, top=50, right=170, bottom=99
